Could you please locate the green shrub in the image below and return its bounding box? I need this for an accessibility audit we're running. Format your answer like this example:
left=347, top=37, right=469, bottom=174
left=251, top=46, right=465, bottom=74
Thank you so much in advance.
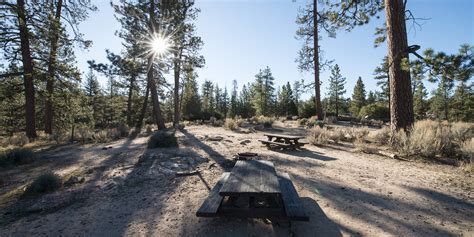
left=3, top=134, right=30, bottom=147
left=359, top=103, right=390, bottom=121
left=26, top=172, right=62, bottom=195
left=147, top=130, right=178, bottom=148
left=0, top=148, right=35, bottom=167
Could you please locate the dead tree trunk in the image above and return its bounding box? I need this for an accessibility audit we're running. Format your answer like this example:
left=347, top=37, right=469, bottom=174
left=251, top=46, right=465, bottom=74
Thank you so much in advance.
left=17, top=0, right=37, bottom=139
left=385, top=0, right=414, bottom=132
left=44, top=0, right=63, bottom=134
left=313, top=0, right=323, bottom=120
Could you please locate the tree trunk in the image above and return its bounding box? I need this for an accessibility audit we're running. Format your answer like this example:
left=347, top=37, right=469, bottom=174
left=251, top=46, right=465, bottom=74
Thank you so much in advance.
left=147, top=58, right=166, bottom=130
left=17, top=0, right=37, bottom=139
left=126, top=74, right=136, bottom=127
left=313, top=0, right=323, bottom=120
left=44, top=0, right=63, bottom=134
left=147, top=0, right=166, bottom=130
left=385, top=0, right=414, bottom=132
left=173, top=56, right=181, bottom=128
left=135, top=83, right=150, bottom=129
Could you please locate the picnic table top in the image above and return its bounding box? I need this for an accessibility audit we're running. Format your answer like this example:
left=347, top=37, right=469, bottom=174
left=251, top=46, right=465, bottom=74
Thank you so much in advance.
left=219, top=160, right=281, bottom=196
left=263, top=133, right=305, bottom=139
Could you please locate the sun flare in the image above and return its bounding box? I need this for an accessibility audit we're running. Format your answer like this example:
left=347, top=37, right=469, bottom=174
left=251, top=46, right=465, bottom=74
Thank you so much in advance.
left=151, top=36, right=170, bottom=55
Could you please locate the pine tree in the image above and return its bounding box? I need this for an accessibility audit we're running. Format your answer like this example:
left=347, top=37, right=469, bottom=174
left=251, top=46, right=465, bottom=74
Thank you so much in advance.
left=201, top=80, right=214, bottom=119
left=367, top=91, right=377, bottom=105
left=450, top=82, right=473, bottom=122
left=277, top=82, right=298, bottom=117
left=251, top=67, right=275, bottom=116
left=413, top=80, right=428, bottom=120
left=350, top=77, right=366, bottom=117
left=373, top=56, right=390, bottom=107
left=327, top=64, right=346, bottom=117
left=181, top=71, right=201, bottom=120
left=229, top=80, right=238, bottom=118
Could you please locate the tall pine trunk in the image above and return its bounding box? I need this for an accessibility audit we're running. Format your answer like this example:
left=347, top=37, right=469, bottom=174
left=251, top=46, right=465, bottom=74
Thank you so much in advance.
left=17, top=0, right=37, bottom=139
left=173, top=55, right=181, bottom=128
left=313, top=0, right=323, bottom=119
left=385, top=0, right=414, bottom=132
left=147, top=0, right=166, bottom=130
left=45, top=0, right=63, bottom=134
left=135, top=83, right=150, bottom=129
left=126, top=74, right=136, bottom=127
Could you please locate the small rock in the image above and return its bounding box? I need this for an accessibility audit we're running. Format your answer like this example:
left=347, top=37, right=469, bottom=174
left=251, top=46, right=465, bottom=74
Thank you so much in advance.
left=239, top=139, right=251, bottom=145
left=65, top=176, right=85, bottom=186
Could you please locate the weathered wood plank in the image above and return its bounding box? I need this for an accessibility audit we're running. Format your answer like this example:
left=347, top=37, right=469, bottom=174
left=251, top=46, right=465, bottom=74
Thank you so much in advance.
left=277, top=172, right=309, bottom=221
left=196, top=172, right=230, bottom=217
left=258, top=139, right=292, bottom=147
left=263, top=133, right=305, bottom=140
left=219, top=160, right=280, bottom=196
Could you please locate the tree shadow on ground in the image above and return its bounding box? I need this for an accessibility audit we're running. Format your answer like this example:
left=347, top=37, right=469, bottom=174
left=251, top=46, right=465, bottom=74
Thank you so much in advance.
left=292, top=174, right=470, bottom=236
left=272, top=147, right=337, bottom=162
left=180, top=128, right=235, bottom=171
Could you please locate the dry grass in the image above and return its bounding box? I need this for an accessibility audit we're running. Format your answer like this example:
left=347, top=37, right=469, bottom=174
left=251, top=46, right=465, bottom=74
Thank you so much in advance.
left=307, top=127, right=329, bottom=145
left=368, top=126, right=391, bottom=145
left=256, top=116, right=274, bottom=128
left=391, top=120, right=474, bottom=158
left=224, top=118, right=243, bottom=131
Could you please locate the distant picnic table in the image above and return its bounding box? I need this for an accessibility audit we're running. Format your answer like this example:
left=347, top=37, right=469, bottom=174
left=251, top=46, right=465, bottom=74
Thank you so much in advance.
left=196, top=160, right=309, bottom=221
left=258, top=133, right=308, bottom=150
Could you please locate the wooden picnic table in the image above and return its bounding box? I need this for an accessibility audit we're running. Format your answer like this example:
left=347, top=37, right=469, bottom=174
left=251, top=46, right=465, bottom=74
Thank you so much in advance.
left=196, top=160, right=309, bottom=221
left=258, top=133, right=308, bottom=150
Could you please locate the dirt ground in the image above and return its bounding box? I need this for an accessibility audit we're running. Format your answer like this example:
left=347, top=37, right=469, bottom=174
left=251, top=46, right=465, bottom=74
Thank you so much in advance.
left=0, top=121, right=473, bottom=237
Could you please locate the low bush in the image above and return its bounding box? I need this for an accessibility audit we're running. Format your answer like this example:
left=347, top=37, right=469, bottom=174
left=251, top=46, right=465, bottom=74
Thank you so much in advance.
left=359, top=103, right=390, bottom=121
left=147, top=130, right=178, bottom=148
left=224, top=118, right=242, bottom=131
left=2, top=134, right=29, bottom=147
left=344, top=127, right=369, bottom=142
left=368, top=126, right=391, bottom=145
left=93, top=130, right=110, bottom=143
left=451, top=122, right=473, bottom=145
left=146, top=125, right=154, bottom=134
left=257, top=116, right=274, bottom=128
left=76, top=127, right=93, bottom=143
left=0, top=148, right=35, bottom=167
left=306, top=116, right=324, bottom=128
left=298, top=118, right=308, bottom=126
left=26, top=172, right=62, bottom=195
left=117, top=124, right=130, bottom=137
left=307, top=127, right=329, bottom=145
left=460, top=138, right=474, bottom=160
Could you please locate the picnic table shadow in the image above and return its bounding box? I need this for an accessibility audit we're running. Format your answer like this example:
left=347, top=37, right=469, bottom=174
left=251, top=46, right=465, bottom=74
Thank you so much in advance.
left=187, top=197, right=344, bottom=237
left=271, top=147, right=338, bottom=162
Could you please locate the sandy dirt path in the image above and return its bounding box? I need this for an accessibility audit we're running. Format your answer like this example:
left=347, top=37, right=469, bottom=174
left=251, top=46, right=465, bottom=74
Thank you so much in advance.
left=1, top=124, right=472, bottom=236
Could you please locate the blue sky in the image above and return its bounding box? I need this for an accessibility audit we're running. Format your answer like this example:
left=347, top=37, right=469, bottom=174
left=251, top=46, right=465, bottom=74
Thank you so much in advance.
left=74, top=0, right=474, bottom=99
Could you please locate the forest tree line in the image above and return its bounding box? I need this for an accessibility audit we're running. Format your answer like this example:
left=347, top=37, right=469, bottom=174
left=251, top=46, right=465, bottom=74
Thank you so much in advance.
left=0, top=0, right=473, bottom=139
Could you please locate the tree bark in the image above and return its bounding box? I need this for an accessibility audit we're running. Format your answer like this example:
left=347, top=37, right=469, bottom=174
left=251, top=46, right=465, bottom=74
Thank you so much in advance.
left=173, top=55, right=181, bottom=128
left=385, top=0, right=414, bottom=132
left=135, top=83, right=150, bottom=129
left=17, top=0, right=37, bottom=139
left=126, top=74, right=136, bottom=127
left=313, top=0, right=323, bottom=120
left=147, top=0, right=166, bottom=130
left=44, top=0, right=63, bottom=134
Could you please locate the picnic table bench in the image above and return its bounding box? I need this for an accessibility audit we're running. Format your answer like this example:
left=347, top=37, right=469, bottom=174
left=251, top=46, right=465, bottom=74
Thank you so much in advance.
left=258, top=133, right=308, bottom=150
left=196, top=160, right=309, bottom=221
